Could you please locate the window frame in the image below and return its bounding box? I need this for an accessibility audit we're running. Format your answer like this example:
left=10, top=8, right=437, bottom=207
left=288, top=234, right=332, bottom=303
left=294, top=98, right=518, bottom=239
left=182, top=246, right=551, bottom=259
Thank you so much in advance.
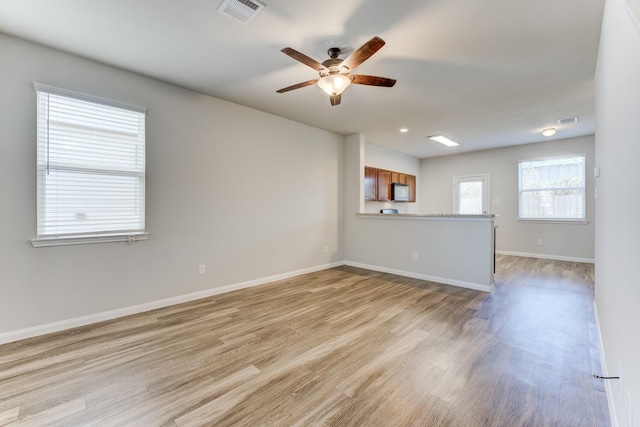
left=517, top=153, right=587, bottom=223
left=31, top=83, right=149, bottom=247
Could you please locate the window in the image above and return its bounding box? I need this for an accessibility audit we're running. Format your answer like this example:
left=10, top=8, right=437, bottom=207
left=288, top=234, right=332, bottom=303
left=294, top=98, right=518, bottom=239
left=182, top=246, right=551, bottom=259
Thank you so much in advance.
left=518, top=154, right=585, bottom=220
left=454, top=175, right=489, bottom=214
left=32, top=83, right=147, bottom=247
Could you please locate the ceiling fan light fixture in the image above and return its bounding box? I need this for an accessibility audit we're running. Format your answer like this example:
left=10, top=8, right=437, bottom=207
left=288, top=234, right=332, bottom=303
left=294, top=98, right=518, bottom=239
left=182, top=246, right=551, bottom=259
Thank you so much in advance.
left=429, top=134, right=459, bottom=147
left=317, top=74, right=351, bottom=96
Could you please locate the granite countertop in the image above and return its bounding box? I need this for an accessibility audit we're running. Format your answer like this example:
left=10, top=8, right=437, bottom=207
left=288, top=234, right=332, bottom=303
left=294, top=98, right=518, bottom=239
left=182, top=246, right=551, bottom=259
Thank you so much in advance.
left=356, top=213, right=495, bottom=219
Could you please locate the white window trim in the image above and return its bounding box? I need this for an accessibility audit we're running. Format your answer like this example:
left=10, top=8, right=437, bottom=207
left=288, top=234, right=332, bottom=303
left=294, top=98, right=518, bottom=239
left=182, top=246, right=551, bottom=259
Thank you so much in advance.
left=517, top=219, right=589, bottom=225
left=31, top=83, right=148, bottom=247
left=517, top=153, right=587, bottom=222
left=31, top=232, right=150, bottom=248
left=33, top=82, right=147, bottom=114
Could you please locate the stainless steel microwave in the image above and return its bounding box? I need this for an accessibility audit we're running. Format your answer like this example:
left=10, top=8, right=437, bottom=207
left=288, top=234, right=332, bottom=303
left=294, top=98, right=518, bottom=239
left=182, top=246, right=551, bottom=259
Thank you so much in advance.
left=391, top=183, right=409, bottom=201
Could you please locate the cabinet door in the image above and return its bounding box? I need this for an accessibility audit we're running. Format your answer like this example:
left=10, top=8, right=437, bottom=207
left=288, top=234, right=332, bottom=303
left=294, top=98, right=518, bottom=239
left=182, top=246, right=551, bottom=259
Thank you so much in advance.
left=391, top=172, right=400, bottom=183
left=364, top=167, right=378, bottom=201
left=377, top=169, right=392, bottom=201
left=406, top=174, right=416, bottom=202
left=399, top=173, right=407, bottom=184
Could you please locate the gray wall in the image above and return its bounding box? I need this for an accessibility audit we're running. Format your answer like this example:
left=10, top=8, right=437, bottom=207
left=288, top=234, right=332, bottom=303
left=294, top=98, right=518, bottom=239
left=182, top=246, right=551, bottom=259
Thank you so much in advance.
left=0, top=35, right=344, bottom=335
left=420, top=135, right=595, bottom=262
left=595, top=0, right=640, bottom=423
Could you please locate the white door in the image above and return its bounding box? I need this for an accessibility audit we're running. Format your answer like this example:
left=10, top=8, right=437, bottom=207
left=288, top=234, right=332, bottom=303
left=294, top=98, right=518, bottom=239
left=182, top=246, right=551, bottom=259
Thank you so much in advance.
left=454, top=175, right=490, bottom=214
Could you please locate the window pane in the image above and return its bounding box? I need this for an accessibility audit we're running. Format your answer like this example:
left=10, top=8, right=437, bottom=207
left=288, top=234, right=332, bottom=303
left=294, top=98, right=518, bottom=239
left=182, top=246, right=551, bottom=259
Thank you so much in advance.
left=40, top=169, right=144, bottom=236
left=459, top=181, right=483, bottom=214
left=520, top=189, right=585, bottom=219
left=520, top=156, right=584, bottom=190
left=518, top=155, right=585, bottom=219
left=39, top=94, right=144, bottom=173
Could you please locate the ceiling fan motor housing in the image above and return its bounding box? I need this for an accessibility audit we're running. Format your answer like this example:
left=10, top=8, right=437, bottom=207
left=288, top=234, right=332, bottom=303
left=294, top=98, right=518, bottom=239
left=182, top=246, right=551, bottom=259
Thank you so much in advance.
left=320, top=56, right=347, bottom=77
left=327, top=47, right=341, bottom=58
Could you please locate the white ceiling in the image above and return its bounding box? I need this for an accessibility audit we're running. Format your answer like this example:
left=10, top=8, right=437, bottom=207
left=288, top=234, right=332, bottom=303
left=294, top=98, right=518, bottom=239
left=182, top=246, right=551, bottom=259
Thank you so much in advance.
left=0, top=0, right=604, bottom=158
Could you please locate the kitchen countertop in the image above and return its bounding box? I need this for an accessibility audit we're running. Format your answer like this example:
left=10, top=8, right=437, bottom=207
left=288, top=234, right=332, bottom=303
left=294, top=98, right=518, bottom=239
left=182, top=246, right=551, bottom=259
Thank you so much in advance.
left=356, top=213, right=495, bottom=220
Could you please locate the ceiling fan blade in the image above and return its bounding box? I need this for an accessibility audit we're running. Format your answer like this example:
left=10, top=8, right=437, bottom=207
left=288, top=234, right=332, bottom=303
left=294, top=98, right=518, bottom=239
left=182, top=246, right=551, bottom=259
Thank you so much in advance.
left=281, top=47, right=324, bottom=70
left=350, top=74, right=397, bottom=87
left=329, top=94, right=342, bottom=106
left=276, top=79, right=319, bottom=93
left=341, top=36, right=386, bottom=71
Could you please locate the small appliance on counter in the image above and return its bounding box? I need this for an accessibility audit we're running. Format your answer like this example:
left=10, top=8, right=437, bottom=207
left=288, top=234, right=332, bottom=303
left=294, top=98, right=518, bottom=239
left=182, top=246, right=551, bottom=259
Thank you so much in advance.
left=380, top=209, right=399, bottom=214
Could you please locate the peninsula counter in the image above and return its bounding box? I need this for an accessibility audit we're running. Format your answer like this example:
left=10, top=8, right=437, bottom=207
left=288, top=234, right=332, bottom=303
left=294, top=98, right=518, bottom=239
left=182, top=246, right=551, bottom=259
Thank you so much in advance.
left=345, top=213, right=496, bottom=292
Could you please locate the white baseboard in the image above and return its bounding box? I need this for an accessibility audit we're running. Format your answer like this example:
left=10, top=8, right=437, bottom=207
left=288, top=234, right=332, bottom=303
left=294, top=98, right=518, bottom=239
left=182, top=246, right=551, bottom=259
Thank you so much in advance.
left=0, top=261, right=344, bottom=345
left=344, top=261, right=493, bottom=293
left=593, top=301, right=618, bottom=427
left=496, top=250, right=595, bottom=264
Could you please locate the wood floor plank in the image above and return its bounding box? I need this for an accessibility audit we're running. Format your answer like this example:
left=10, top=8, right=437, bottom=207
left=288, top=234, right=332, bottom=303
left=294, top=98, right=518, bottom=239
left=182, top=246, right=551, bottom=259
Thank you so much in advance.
left=9, top=396, right=85, bottom=427
left=0, top=407, right=20, bottom=426
left=0, top=256, right=609, bottom=426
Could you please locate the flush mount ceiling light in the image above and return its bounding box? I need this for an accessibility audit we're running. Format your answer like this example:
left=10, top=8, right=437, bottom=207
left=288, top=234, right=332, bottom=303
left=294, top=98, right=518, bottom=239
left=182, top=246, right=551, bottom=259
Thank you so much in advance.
left=429, top=134, right=459, bottom=147
left=542, top=128, right=557, bottom=137
left=399, top=128, right=409, bottom=133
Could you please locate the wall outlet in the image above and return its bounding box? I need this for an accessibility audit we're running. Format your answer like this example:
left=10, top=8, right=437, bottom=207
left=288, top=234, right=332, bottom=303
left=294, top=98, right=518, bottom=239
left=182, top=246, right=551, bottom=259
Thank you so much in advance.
left=198, top=264, right=206, bottom=275
left=412, top=251, right=418, bottom=261
left=537, top=239, right=543, bottom=245
left=324, top=246, right=329, bottom=254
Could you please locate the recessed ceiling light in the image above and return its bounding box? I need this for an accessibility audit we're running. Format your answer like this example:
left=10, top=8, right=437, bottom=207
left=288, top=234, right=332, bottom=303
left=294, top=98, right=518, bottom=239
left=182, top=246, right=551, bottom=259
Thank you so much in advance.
left=542, top=128, right=556, bottom=137
left=399, top=128, right=409, bottom=133
left=428, top=134, right=459, bottom=147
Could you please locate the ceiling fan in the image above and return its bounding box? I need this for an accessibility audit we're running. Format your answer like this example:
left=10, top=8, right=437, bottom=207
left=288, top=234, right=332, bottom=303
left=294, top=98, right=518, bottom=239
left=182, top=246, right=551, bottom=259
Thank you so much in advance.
left=276, top=36, right=396, bottom=106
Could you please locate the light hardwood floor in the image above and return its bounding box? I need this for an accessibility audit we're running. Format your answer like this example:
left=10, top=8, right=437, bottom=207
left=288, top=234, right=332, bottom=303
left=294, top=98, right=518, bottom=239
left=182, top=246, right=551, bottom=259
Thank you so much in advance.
left=0, top=255, right=609, bottom=426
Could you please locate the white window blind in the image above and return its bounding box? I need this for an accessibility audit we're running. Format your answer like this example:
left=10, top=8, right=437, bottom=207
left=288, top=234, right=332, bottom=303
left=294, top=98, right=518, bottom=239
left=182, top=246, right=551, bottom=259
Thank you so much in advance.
left=34, top=83, right=147, bottom=243
left=518, top=154, right=585, bottom=220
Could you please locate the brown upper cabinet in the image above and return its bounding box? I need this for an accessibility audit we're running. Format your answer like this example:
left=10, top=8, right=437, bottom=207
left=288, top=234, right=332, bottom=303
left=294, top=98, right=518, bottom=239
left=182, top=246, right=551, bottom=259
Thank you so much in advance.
left=365, top=166, right=416, bottom=203
left=377, top=169, right=392, bottom=202
left=364, top=167, right=378, bottom=201
left=406, top=174, right=416, bottom=202
left=391, top=172, right=407, bottom=184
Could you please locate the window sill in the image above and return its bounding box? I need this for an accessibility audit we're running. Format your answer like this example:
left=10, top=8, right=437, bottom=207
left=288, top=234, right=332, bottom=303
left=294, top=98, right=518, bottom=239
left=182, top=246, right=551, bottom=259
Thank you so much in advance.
left=31, top=232, right=150, bottom=247
left=517, top=219, right=589, bottom=225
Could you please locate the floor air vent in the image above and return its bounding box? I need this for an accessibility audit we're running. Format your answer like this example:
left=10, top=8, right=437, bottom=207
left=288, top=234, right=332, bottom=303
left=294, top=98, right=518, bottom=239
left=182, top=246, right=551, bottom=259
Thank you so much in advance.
left=218, top=0, right=265, bottom=25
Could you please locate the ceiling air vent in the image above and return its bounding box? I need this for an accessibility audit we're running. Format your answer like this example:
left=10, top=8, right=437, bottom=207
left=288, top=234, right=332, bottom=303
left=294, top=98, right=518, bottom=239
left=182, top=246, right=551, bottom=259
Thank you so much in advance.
left=218, top=0, right=265, bottom=25
left=557, top=116, right=579, bottom=125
